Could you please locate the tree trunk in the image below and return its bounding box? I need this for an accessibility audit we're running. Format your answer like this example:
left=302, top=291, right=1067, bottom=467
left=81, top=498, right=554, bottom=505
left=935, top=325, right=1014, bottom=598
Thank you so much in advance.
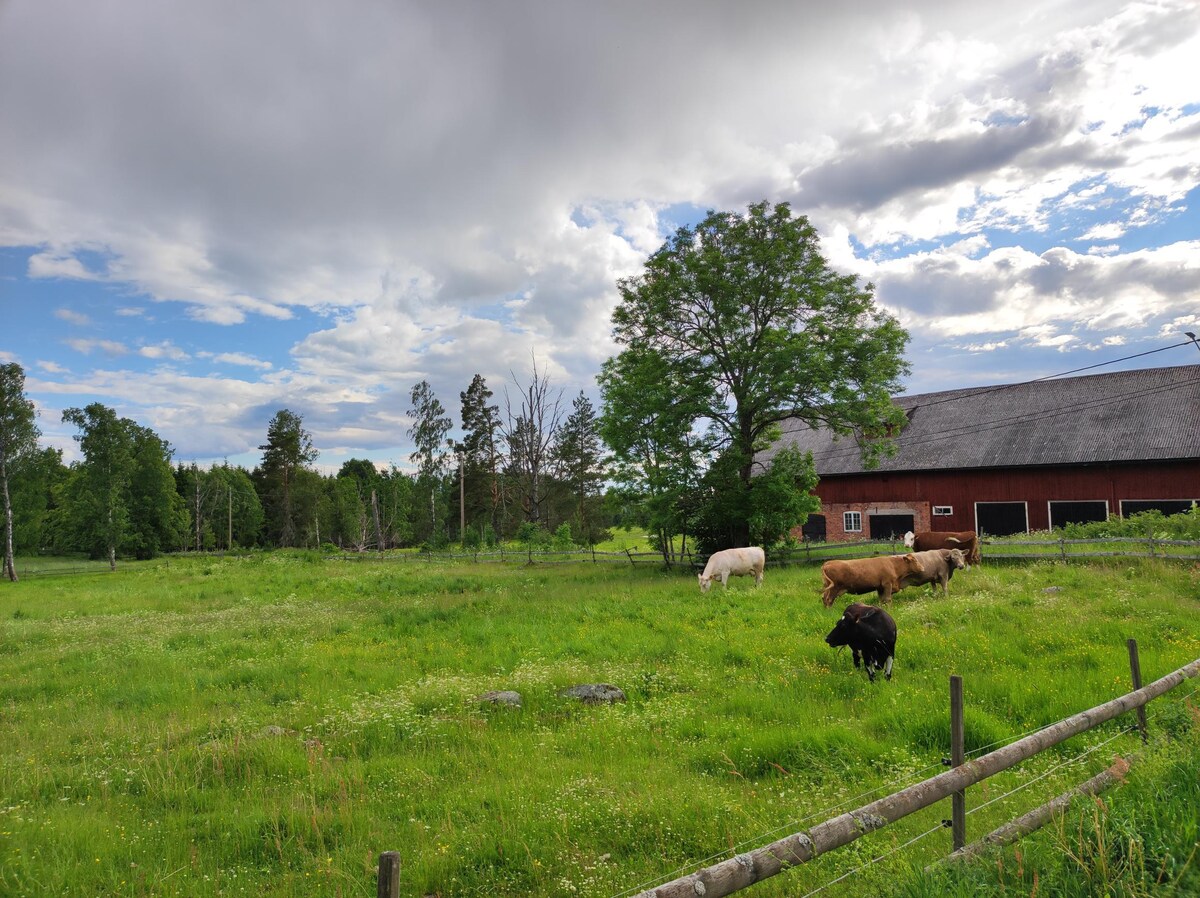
left=371, top=489, right=384, bottom=551
left=2, top=455, right=17, bottom=582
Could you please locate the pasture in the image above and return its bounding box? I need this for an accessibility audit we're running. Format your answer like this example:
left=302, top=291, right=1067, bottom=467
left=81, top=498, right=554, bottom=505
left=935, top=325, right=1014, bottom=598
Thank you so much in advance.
left=1, top=552, right=1198, bottom=897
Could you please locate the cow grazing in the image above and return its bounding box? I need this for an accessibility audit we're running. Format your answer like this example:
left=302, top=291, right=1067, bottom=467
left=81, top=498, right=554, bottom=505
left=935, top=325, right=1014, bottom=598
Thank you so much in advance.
left=904, top=530, right=981, bottom=566
left=820, top=553, right=925, bottom=607
left=698, top=546, right=766, bottom=593
left=899, top=548, right=968, bottom=596
left=825, top=602, right=897, bottom=681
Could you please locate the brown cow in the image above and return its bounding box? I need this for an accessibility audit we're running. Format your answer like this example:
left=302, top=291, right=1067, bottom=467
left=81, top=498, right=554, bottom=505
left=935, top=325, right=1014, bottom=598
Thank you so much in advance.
left=820, top=553, right=926, bottom=607
left=899, top=548, right=968, bottom=596
left=904, top=530, right=981, bottom=566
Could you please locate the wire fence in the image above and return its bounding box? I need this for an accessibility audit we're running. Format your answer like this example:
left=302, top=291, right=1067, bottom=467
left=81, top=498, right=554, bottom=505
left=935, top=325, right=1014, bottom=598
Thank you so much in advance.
left=10, top=534, right=1200, bottom=580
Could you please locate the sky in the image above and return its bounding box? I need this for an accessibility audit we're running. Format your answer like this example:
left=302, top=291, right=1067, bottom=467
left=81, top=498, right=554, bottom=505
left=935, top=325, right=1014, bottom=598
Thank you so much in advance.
left=2, top=0, right=1198, bottom=474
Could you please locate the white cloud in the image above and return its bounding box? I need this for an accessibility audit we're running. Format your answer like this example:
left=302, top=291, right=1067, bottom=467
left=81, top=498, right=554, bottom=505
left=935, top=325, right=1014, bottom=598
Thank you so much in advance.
left=138, top=341, right=189, bottom=361
left=54, top=308, right=92, bottom=326
left=206, top=352, right=273, bottom=370
left=65, top=338, right=127, bottom=356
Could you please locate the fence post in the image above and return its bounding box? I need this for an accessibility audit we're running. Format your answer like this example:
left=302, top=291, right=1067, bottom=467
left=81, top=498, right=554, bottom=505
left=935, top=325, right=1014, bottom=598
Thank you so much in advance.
left=1127, top=639, right=1148, bottom=744
left=377, top=851, right=400, bottom=898
left=950, top=675, right=966, bottom=850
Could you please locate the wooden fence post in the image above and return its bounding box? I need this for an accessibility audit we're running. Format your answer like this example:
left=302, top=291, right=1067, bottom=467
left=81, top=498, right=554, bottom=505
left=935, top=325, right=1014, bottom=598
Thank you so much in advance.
left=1127, top=639, right=1148, bottom=744
left=377, top=851, right=400, bottom=898
left=950, top=675, right=966, bottom=850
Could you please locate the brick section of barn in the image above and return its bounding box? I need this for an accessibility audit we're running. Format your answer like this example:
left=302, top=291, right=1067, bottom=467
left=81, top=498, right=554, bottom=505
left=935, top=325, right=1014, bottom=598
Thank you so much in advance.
left=758, top=363, right=1200, bottom=540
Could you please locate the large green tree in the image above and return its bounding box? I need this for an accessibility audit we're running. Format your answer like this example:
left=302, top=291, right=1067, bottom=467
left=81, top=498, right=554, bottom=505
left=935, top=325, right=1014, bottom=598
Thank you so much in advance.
left=126, top=424, right=187, bottom=558
left=257, top=409, right=318, bottom=547
left=61, top=404, right=136, bottom=569
left=606, top=200, right=910, bottom=549
left=0, top=363, right=40, bottom=581
left=459, top=374, right=503, bottom=535
left=407, top=381, right=452, bottom=544
left=550, top=391, right=609, bottom=545
left=599, top=346, right=708, bottom=562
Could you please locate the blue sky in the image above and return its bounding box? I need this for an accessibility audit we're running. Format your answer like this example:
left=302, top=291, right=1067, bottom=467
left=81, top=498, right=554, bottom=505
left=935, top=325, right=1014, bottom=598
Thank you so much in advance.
left=2, top=0, right=1198, bottom=473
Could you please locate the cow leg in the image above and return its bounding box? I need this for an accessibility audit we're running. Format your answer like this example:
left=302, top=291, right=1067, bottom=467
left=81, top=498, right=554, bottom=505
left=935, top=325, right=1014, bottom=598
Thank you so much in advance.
left=851, top=647, right=862, bottom=669
left=884, top=655, right=894, bottom=680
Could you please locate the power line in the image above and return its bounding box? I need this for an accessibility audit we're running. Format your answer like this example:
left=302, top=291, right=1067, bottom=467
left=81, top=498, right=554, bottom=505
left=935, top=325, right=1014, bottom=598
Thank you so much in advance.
left=906, top=339, right=1197, bottom=410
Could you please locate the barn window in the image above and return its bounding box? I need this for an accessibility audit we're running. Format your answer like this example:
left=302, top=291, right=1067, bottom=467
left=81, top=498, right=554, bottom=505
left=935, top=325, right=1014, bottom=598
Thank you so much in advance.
left=843, top=511, right=862, bottom=532
left=933, top=506, right=953, bottom=516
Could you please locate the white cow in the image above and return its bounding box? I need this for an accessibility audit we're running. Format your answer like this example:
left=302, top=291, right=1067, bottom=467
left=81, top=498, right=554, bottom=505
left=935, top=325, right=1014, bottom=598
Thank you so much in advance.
left=698, top=546, right=766, bottom=593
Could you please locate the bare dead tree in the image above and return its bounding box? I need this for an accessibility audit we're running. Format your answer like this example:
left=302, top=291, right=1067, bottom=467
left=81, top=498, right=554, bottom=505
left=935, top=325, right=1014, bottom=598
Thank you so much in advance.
left=502, top=355, right=565, bottom=526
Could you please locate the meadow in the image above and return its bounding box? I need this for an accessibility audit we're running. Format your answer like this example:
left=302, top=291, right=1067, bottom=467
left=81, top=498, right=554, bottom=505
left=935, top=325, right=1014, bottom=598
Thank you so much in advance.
left=1, top=546, right=1198, bottom=897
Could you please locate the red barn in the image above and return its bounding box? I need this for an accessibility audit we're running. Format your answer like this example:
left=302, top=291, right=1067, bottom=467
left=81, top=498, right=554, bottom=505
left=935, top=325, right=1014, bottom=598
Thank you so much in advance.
left=760, top=364, right=1200, bottom=541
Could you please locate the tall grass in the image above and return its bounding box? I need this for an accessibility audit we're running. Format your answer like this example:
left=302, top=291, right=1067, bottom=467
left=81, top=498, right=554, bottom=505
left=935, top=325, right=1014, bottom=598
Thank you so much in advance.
left=0, top=553, right=1197, bottom=897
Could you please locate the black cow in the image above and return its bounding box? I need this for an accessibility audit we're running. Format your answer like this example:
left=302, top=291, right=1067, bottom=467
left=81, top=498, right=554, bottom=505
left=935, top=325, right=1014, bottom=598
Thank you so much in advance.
left=825, top=603, right=897, bottom=682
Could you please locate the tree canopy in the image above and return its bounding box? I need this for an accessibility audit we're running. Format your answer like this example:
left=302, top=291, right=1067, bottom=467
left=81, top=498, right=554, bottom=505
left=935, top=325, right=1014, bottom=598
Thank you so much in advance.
left=604, top=200, right=910, bottom=549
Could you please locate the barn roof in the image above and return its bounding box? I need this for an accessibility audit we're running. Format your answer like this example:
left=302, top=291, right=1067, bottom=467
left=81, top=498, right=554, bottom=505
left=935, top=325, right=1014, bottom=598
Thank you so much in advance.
left=760, top=363, right=1200, bottom=476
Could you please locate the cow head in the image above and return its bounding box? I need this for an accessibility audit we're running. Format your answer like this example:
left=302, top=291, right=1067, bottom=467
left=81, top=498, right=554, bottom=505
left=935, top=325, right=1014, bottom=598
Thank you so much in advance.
left=946, top=548, right=968, bottom=571
left=902, top=552, right=924, bottom=574
left=903, top=530, right=915, bottom=548
left=824, top=603, right=879, bottom=648
left=698, top=573, right=712, bottom=593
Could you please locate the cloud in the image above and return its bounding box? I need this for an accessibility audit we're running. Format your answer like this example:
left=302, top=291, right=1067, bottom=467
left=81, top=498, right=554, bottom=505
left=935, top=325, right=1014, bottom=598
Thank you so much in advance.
left=65, top=338, right=128, bottom=356
left=54, top=308, right=92, bottom=326
left=205, top=352, right=273, bottom=370
left=3, top=0, right=1198, bottom=458
left=138, top=341, right=189, bottom=361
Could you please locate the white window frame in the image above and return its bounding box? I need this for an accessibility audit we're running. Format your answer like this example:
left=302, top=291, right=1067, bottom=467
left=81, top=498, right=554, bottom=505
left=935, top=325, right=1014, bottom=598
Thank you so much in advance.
left=932, top=506, right=953, bottom=516
left=843, top=511, right=862, bottom=533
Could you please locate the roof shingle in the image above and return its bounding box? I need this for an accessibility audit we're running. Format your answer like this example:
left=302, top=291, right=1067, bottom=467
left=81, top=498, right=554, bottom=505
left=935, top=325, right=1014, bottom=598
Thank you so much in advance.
left=761, top=364, right=1200, bottom=475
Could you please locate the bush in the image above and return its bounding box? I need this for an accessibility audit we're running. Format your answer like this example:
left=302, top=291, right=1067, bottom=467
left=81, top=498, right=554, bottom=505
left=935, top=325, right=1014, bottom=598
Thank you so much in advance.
left=515, top=522, right=552, bottom=548
left=1061, top=504, right=1200, bottom=540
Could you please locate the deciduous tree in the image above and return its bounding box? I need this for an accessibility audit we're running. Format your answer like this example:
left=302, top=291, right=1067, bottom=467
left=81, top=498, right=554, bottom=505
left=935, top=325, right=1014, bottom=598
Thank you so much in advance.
left=0, top=363, right=40, bottom=581
left=607, top=200, right=910, bottom=549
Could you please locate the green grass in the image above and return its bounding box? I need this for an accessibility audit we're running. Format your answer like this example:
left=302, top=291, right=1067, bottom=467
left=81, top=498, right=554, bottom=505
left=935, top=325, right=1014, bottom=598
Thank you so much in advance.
left=0, top=554, right=1198, bottom=897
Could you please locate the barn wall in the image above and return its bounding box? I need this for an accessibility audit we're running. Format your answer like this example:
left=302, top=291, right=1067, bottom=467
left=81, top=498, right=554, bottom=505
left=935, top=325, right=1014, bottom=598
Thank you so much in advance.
left=807, top=461, right=1200, bottom=540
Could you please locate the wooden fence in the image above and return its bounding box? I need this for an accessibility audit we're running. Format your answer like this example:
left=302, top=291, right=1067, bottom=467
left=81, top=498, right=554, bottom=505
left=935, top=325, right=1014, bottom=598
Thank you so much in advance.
left=374, top=644, right=1200, bottom=898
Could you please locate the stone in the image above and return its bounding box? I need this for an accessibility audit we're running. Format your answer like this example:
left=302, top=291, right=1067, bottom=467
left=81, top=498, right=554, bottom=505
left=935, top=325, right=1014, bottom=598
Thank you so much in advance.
left=478, top=690, right=523, bottom=707
left=559, top=683, right=626, bottom=704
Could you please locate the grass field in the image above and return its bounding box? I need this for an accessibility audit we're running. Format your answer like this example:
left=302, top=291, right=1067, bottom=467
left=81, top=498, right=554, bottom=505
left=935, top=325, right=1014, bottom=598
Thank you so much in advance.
left=1, top=550, right=1198, bottom=897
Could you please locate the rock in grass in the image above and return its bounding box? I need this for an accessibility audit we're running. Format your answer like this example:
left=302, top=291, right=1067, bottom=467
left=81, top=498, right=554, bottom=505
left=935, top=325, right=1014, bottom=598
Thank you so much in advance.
left=559, top=683, right=626, bottom=704
left=478, top=690, right=523, bottom=707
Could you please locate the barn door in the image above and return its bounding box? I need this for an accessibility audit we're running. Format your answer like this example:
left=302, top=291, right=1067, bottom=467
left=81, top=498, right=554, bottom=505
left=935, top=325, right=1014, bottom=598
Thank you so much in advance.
left=976, top=501, right=1028, bottom=537
left=868, top=513, right=914, bottom=540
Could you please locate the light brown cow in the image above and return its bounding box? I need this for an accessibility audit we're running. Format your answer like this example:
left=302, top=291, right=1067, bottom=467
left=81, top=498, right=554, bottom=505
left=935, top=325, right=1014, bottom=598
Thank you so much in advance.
left=904, top=530, right=981, bottom=566
left=899, top=548, right=968, bottom=596
left=820, top=553, right=926, bottom=607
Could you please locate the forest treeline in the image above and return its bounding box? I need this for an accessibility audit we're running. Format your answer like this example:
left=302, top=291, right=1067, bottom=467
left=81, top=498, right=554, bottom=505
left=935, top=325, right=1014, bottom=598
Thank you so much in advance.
left=3, top=365, right=617, bottom=568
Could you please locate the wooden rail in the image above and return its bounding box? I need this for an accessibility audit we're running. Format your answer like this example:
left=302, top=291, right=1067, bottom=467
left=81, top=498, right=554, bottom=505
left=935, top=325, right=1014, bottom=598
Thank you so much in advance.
left=627, top=653, right=1200, bottom=898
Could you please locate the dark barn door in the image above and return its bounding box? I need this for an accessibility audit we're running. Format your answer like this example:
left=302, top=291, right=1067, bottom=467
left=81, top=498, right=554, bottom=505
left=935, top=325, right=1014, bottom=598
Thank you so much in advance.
left=869, top=513, right=914, bottom=540
left=801, top=514, right=826, bottom=541
left=1049, top=500, right=1108, bottom=529
left=977, top=502, right=1028, bottom=537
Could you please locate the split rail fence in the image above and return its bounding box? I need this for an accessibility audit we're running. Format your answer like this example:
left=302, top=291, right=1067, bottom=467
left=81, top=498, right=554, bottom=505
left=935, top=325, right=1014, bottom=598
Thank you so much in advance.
left=375, top=643, right=1200, bottom=898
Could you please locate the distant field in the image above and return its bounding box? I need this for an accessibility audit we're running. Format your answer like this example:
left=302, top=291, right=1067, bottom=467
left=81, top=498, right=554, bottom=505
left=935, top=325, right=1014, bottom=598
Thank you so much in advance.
left=1, top=552, right=1197, bottom=897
